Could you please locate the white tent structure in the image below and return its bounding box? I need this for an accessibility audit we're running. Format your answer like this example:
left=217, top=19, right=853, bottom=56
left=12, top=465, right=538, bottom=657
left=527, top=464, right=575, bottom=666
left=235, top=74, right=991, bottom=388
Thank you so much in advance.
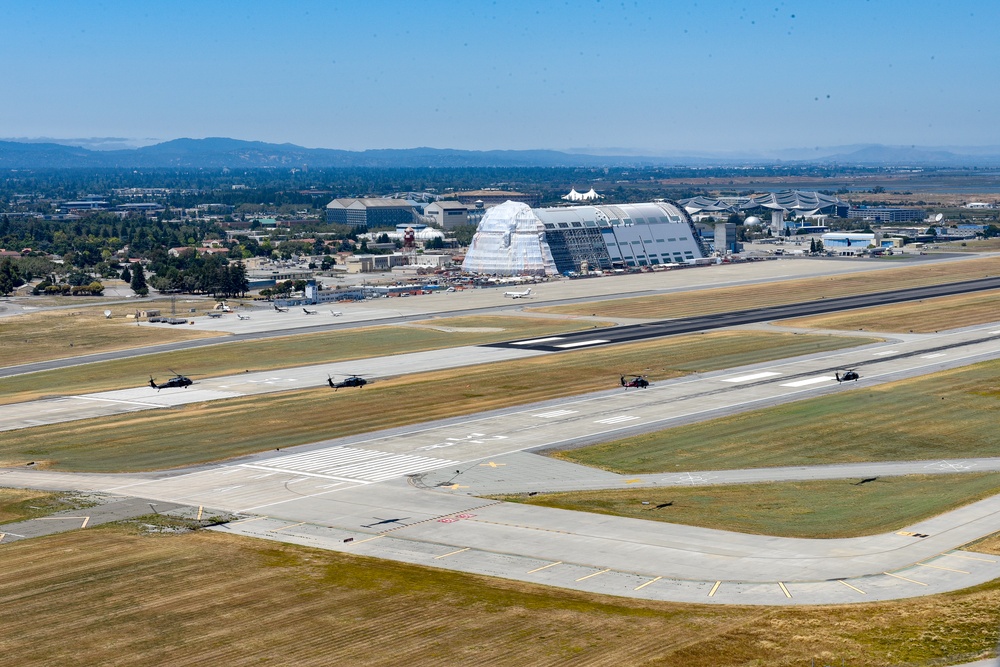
left=562, top=188, right=603, bottom=202
left=461, top=201, right=557, bottom=276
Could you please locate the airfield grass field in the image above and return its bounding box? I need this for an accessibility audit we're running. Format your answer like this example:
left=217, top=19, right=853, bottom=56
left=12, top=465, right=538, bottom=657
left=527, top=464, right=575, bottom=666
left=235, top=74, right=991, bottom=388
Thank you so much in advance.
left=0, top=488, right=80, bottom=524
left=0, top=315, right=610, bottom=405
left=534, top=255, right=1000, bottom=320
left=553, top=358, right=1000, bottom=474
left=494, top=473, right=1000, bottom=538
left=0, top=526, right=998, bottom=667
left=776, top=289, right=1000, bottom=333
left=0, top=331, right=871, bottom=471
left=0, top=298, right=223, bottom=367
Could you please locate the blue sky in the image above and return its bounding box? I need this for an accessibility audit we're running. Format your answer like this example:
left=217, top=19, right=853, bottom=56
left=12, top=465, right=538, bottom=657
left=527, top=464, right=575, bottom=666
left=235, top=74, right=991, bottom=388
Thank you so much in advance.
left=1, top=1, right=997, bottom=153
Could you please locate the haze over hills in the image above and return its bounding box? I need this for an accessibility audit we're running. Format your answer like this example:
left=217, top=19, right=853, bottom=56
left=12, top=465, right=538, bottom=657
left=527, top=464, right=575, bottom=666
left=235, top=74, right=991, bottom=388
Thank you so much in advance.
left=3, top=137, right=1000, bottom=169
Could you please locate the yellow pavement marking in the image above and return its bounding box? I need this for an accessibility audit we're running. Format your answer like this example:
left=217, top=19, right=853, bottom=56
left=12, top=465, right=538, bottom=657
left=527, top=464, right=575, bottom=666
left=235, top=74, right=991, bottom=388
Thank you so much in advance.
left=229, top=516, right=268, bottom=525
left=634, top=576, right=662, bottom=591
left=270, top=521, right=306, bottom=533
left=435, top=547, right=470, bottom=560
left=624, top=479, right=643, bottom=484
left=883, top=571, right=928, bottom=586
left=575, top=568, right=611, bottom=582
left=838, top=580, right=866, bottom=595
left=948, top=553, right=997, bottom=563
left=917, top=562, right=970, bottom=575
left=350, top=535, right=384, bottom=545
left=708, top=581, right=722, bottom=597
left=479, top=462, right=506, bottom=468
left=778, top=582, right=791, bottom=598
left=0, top=534, right=5, bottom=543
left=197, top=506, right=203, bottom=521
left=443, top=484, right=469, bottom=490
left=37, top=516, right=90, bottom=528
left=527, top=561, right=562, bottom=574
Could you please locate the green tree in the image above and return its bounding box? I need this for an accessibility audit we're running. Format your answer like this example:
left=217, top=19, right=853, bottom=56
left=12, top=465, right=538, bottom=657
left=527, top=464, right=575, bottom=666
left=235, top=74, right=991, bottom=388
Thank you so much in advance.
left=0, top=258, right=25, bottom=296
left=130, top=261, right=149, bottom=296
left=120, top=265, right=132, bottom=283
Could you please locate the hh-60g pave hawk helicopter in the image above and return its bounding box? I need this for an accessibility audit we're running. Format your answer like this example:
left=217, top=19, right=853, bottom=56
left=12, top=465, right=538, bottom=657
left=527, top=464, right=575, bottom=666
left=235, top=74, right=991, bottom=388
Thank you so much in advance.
left=327, top=374, right=368, bottom=391
left=836, top=369, right=860, bottom=383
left=149, top=371, right=193, bottom=390
left=621, top=374, right=650, bottom=389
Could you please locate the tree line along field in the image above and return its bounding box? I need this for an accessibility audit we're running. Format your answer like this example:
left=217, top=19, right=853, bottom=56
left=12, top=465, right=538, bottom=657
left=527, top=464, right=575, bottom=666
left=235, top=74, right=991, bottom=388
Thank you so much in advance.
left=0, top=331, right=871, bottom=471
left=0, top=525, right=997, bottom=667
left=533, top=255, right=1000, bottom=321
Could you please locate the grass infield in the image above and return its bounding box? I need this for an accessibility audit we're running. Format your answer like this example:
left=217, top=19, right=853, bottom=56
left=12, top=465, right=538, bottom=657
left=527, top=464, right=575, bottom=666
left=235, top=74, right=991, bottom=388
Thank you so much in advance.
left=492, top=473, right=1000, bottom=538
left=0, top=525, right=996, bottom=666
left=554, top=358, right=1000, bottom=474
left=0, top=331, right=870, bottom=471
left=0, top=315, right=610, bottom=405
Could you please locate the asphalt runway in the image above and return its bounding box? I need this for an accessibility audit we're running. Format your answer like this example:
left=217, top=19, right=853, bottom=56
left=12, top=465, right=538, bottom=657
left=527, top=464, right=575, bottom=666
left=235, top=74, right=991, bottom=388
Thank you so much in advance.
left=4, top=321, right=1000, bottom=605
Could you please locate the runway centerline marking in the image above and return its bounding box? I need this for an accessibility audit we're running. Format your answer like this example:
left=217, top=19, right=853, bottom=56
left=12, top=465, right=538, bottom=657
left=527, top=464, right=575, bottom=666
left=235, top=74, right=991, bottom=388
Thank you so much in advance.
left=721, top=371, right=780, bottom=383
left=510, top=337, right=565, bottom=345
left=872, top=350, right=898, bottom=356
left=921, top=353, right=946, bottom=359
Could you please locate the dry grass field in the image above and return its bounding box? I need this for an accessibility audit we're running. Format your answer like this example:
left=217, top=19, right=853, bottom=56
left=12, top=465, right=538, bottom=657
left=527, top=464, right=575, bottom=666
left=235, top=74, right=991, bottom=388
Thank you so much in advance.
left=0, top=331, right=870, bottom=471
left=0, top=488, right=76, bottom=524
left=555, top=358, right=1000, bottom=474
left=494, top=473, right=1000, bottom=538
left=777, top=289, right=1000, bottom=333
left=0, top=315, right=609, bottom=405
left=533, top=255, right=1000, bottom=320
left=0, top=298, right=223, bottom=367
left=0, top=525, right=997, bottom=666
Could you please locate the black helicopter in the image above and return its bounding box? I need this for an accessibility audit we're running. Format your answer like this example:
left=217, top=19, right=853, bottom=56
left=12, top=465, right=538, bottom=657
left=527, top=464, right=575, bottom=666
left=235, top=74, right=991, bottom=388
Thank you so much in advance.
left=149, top=371, right=193, bottom=390
left=836, top=369, right=860, bottom=383
left=621, top=374, right=650, bottom=389
left=328, top=374, right=368, bottom=390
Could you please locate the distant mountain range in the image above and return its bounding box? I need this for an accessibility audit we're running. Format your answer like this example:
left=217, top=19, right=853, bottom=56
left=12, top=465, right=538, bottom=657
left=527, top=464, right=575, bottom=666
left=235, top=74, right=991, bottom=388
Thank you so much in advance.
left=3, top=137, right=1000, bottom=169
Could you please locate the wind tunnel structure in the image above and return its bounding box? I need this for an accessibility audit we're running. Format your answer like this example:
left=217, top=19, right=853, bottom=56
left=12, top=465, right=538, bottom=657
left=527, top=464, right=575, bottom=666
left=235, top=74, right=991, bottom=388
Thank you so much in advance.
left=461, top=201, right=558, bottom=276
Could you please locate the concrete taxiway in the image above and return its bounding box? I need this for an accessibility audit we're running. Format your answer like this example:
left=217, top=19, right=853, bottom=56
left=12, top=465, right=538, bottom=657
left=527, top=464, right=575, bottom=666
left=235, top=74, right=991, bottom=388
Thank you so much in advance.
left=4, top=319, right=1000, bottom=605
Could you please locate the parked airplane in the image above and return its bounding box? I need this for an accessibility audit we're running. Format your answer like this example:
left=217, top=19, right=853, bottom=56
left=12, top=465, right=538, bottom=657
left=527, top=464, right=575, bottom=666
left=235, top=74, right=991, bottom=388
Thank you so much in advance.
left=205, top=311, right=223, bottom=319
left=330, top=310, right=343, bottom=316
left=237, top=314, right=251, bottom=321
left=273, top=304, right=289, bottom=313
left=303, top=308, right=318, bottom=315
left=504, top=287, right=533, bottom=299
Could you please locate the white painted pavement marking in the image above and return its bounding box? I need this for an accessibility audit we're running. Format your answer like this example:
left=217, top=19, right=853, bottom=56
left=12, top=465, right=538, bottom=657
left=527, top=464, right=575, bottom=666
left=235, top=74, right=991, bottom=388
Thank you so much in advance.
left=71, top=395, right=163, bottom=408
left=721, top=371, right=781, bottom=383
left=924, top=460, right=976, bottom=471
left=594, top=415, right=639, bottom=425
left=532, top=409, right=578, bottom=418
left=510, top=337, right=565, bottom=345
left=921, top=353, right=946, bottom=359
left=664, top=472, right=717, bottom=485
left=240, top=446, right=459, bottom=482
left=780, top=376, right=834, bottom=387
left=989, top=330, right=1000, bottom=334
left=554, top=339, right=611, bottom=348
left=872, top=350, right=898, bottom=356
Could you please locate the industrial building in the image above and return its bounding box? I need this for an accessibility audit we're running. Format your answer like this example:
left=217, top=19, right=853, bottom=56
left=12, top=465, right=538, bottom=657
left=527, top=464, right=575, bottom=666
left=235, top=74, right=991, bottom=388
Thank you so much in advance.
left=847, top=206, right=926, bottom=223
left=462, top=200, right=706, bottom=276
left=325, top=198, right=417, bottom=229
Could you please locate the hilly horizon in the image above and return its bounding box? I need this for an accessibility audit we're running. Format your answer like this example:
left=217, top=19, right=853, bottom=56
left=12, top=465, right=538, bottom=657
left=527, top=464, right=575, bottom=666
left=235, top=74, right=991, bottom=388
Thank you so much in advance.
left=3, top=137, right=1000, bottom=169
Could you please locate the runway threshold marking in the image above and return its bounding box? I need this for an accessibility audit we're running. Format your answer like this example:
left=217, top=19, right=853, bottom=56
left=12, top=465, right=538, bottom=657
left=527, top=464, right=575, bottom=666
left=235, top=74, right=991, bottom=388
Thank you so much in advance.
left=532, top=409, right=578, bottom=418
left=595, top=415, right=639, bottom=425
left=634, top=576, right=661, bottom=591
left=510, top=337, right=565, bottom=345
left=554, top=339, right=611, bottom=349
left=778, top=582, right=791, bottom=598
left=781, top=377, right=832, bottom=387
left=883, top=572, right=928, bottom=586
left=916, top=562, right=970, bottom=575
left=838, top=580, right=867, bottom=595
left=947, top=553, right=997, bottom=563
left=527, top=561, right=562, bottom=574
left=873, top=350, right=898, bottom=356
left=435, top=547, right=470, bottom=560
left=721, top=371, right=780, bottom=383
left=708, top=581, right=721, bottom=597
left=575, top=568, right=611, bottom=582
left=921, top=353, right=946, bottom=359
